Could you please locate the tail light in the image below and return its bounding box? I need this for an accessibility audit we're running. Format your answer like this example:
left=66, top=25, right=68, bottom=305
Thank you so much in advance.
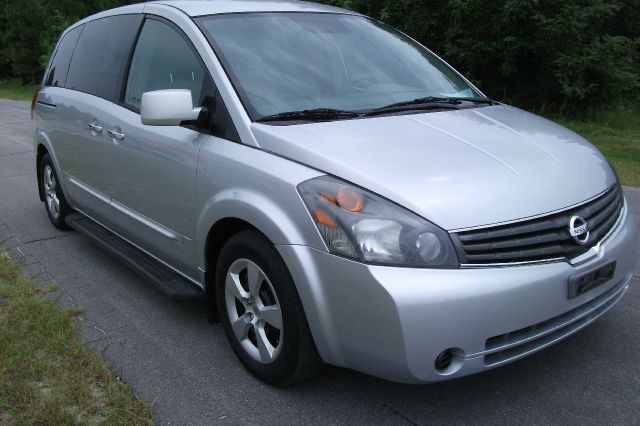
left=30, top=87, right=41, bottom=120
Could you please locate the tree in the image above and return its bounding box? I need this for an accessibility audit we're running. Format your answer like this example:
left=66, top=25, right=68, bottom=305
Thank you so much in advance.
left=320, top=0, right=640, bottom=110
left=1, top=0, right=638, bottom=111
left=0, top=0, right=136, bottom=82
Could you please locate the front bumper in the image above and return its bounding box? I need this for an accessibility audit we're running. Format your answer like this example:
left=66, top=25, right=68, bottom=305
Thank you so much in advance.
left=277, top=199, right=638, bottom=384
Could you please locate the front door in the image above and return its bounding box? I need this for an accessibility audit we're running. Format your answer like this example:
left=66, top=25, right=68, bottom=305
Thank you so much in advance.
left=103, top=17, right=219, bottom=279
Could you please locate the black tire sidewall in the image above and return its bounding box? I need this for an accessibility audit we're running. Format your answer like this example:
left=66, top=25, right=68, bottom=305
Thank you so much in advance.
left=216, top=231, right=305, bottom=385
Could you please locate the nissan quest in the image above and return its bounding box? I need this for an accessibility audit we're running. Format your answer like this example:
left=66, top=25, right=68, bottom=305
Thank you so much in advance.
left=31, top=0, right=638, bottom=385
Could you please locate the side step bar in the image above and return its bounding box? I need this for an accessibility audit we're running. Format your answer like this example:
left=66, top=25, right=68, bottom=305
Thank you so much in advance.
left=65, top=213, right=204, bottom=302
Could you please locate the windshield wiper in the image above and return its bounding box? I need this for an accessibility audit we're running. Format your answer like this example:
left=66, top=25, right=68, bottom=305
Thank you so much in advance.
left=257, top=108, right=361, bottom=123
left=364, top=96, right=496, bottom=117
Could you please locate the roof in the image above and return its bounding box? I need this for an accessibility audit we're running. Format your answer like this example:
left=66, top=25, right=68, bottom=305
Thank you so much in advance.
left=152, top=0, right=357, bottom=17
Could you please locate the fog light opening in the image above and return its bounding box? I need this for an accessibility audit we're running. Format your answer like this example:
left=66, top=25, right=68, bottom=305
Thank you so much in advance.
left=435, top=350, right=453, bottom=371
left=434, top=348, right=464, bottom=375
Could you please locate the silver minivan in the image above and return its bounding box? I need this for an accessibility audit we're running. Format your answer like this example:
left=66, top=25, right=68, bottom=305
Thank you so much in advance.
left=33, top=0, right=638, bottom=385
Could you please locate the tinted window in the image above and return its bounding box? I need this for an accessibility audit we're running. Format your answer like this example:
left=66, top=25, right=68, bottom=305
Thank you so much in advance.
left=125, top=18, right=239, bottom=142
left=125, top=19, right=205, bottom=109
left=198, top=89, right=240, bottom=142
left=66, top=15, right=142, bottom=102
left=44, top=26, right=82, bottom=88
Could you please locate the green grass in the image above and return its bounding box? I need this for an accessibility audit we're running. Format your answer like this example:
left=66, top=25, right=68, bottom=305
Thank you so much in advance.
left=1, top=79, right=638, bottom=186
left=0, top=79, right=37, bottom=101
left=0, top=251, right=154, bottom=425
left=554, top=103, right=640, bottom=187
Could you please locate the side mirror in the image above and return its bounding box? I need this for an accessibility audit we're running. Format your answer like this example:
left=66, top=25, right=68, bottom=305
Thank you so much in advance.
left=140, top=89, right=202, bottom=126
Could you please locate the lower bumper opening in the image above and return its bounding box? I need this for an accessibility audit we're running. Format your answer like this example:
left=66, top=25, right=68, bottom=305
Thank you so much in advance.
left=484, top=278, right=629, bottom=367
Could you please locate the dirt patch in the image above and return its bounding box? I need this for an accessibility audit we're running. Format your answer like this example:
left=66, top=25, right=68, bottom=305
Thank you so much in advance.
left=31, top=381, right=52, bottom=399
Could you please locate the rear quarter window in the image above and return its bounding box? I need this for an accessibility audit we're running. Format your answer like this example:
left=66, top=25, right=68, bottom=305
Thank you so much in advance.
left=44, top=26, right=83, bottom=88
left=65, top=14, right=142, bottom=102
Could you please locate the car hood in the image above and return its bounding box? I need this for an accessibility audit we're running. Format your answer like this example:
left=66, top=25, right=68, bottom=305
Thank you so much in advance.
left=250, top=105, right=616, bottom=230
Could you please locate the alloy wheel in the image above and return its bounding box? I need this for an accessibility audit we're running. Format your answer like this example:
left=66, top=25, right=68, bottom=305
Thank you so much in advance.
left=43, top=165, right=61, bottom=220
left=224, top=258, right=283, bottom=364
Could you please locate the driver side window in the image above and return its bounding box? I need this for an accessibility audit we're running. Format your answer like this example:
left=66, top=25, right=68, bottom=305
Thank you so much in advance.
left=124, top=18, right=239, bottom=142
left=125, top=19, right=206, bottom=110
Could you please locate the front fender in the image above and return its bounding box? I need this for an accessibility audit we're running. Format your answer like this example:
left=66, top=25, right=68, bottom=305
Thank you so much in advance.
left=195, top=188, right=327, bottom=269
left=194, top=139, right=327, bottom=271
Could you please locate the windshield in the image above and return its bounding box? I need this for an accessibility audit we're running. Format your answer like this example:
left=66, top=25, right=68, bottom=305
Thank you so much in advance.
left=196, top=13, right=482, bottom=121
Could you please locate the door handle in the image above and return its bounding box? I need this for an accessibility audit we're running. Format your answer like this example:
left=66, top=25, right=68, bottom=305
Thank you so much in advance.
left=107, top=127, right=125, bottom=142
left=88, top=121, right=103, bottom=134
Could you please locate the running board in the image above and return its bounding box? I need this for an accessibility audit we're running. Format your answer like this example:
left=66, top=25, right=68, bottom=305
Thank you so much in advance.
left=65, top=213, right=204, bottom=302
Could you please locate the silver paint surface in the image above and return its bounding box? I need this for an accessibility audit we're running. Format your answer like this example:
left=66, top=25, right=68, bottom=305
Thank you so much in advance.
left=32, top=1, right=638, bottom=384
left=253, top=105, right=616, bottom=230
left=154, top=0, right=359, bottom=17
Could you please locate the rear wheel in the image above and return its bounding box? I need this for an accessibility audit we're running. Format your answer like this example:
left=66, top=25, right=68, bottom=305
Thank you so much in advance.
left=40, top=154, right=72, bottom=230
left=216, top=230, right=323, bottom=385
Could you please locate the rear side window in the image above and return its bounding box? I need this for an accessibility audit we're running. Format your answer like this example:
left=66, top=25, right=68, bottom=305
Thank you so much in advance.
left=44, top=26, right=83, bottom=88
left=124, top=19, right=206, bottom=109
left=65, top=14, right=142, bottom=102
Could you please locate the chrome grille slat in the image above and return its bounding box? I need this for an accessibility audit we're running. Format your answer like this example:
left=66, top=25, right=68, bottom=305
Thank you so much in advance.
left=587, top=192, right=622, bottom=230
left=463, top=230, right=570, bottom=252
left=457, top=218, right=564, bottom=242
left=572, top=185, right=619, bottom=219
left=465, top=244, right=568, bottom=262
left=588, top=209, right=620, bottom=244
left=453, top=185, right=623, bottom=265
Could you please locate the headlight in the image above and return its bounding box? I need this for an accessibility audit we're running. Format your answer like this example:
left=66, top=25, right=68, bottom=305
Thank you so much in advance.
left=298, top=176, right=459, bottom=268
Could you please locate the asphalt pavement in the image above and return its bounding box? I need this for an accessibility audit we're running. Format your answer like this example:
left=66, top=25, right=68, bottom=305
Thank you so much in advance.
left=1, top=99, right=639, bottom=425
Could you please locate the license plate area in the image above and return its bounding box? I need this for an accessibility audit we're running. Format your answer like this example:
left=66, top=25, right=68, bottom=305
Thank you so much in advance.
left=568, top=261, right=616, bottom=299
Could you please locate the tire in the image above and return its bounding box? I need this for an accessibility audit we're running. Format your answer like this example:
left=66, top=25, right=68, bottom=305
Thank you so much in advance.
left=216, top=230, right=323, bottom=385
left=40, top=153, right=72, bottom=230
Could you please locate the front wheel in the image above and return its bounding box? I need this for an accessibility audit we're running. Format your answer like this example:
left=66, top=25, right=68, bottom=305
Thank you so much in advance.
left=216, top=230, right=323, bottom=385
left=40, top=153, right=72, bottom=230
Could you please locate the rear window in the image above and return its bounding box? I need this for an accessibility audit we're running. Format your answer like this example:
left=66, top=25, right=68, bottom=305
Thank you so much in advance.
left=65, top=14, right=142, bottom=102
left=44, top=25, right=83, bottom=88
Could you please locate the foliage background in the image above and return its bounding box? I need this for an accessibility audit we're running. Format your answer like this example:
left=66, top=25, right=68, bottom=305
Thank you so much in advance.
left=1, top=0, right=639, bottom=112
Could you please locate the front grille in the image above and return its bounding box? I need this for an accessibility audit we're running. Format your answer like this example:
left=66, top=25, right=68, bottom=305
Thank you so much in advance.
left=452, top=185, right=623, bottom=265
left=483, top=278, right=628, bottom=367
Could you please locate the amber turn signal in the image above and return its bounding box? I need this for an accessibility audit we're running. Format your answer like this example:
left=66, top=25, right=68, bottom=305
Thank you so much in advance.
left=320, top=192, right=337, bottom=205
left=313, top=208, right=337, bottom=227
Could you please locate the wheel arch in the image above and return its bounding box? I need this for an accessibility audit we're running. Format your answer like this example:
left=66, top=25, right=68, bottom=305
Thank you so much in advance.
left=201, top=210, right=312, bottom=323
left=198, top=190, right=326, bottom=323
left=35, top=132, right=64, bottom=203
left=203, top=217, right=256, bottom=322
left=197, top=189, right=325, bottom=270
